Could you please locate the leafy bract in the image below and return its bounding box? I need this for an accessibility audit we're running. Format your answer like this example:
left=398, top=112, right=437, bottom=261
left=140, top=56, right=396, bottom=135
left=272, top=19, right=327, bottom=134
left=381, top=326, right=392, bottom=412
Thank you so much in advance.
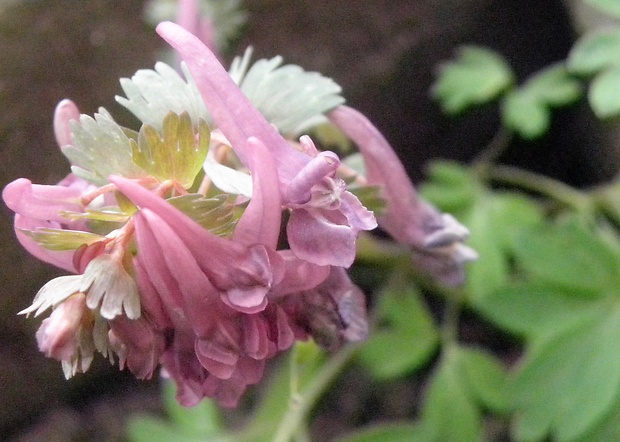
left=231, top=48, right=345, bottom=136
left=432, top=46, right=515, bottom=114
left=501, top=64, right=581, bottom=139
left=133, top=111, right=210, bottom=188
left=357, top=276, right=439, bottom=380
left=62, top=109, right=147, bottom=185
left=166, top=193, right=238, bottom=237
left=19, top=228, right=105, bottom=251
left=116, top=62, right=211, bottom=130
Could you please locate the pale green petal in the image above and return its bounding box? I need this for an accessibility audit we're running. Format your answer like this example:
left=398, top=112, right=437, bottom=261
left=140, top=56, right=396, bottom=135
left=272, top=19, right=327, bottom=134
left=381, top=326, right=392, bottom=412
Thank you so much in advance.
left=62, top=108, right=147, bottom=185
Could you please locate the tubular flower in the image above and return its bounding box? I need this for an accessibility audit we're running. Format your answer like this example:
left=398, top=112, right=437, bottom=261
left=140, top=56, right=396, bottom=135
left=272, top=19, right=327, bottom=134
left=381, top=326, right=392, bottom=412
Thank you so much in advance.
left=329, top=105, right=477, bottom=286
left=155, top=21, right=377, bottom=268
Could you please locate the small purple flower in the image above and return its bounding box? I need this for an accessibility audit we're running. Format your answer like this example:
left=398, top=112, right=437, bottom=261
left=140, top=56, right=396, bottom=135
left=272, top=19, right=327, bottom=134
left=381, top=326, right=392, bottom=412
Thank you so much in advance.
left=329, top=105, right=477, bottom=286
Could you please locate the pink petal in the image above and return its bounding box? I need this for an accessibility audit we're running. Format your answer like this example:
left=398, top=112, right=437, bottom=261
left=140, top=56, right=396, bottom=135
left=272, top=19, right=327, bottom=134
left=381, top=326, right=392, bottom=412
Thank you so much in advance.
left=111, top=176, right=273, bottom=301
left=3, top=178, right=83, bottom=223
left=54, top=99, right=80, bottom=148
left=14, top=214, right=77, bottom=272
left=287, top=208, right=356, bottom=267
left=155, top=21, right=308, bottom=183
left=232, top=137, right=282, bottom=249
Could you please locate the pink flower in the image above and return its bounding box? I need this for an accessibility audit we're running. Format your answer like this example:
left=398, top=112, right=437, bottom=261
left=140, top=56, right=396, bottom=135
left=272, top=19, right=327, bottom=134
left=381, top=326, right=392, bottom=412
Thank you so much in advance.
left=329, top=105, right=477, bottom=286
left=155, top=21, right=377, bottom=268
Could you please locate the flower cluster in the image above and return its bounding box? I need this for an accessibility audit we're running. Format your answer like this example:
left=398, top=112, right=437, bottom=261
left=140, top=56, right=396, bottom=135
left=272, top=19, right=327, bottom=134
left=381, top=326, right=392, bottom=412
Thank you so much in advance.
left=2, top=20, right=474, bottom=407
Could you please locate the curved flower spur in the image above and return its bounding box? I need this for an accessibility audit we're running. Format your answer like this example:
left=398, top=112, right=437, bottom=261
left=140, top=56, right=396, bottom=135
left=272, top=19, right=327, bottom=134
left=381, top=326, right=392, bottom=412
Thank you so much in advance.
left=2, top=20, right=473, bottom=406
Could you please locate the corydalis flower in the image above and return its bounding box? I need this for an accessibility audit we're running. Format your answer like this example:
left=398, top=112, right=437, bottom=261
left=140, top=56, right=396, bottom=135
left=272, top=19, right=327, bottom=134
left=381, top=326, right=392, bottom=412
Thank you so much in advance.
left=156, top=21, right=377, bottom=268
left=329, top=105, right=477, bottom=286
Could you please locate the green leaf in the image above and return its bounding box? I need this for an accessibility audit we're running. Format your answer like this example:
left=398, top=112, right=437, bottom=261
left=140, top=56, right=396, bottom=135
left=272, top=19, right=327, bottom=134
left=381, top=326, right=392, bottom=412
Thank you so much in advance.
left=501, top=91, right=550, bottom=139
left=358, top=278, right=439, bottom=380
left=589, top=65, right=620, bottom=118
left=511, top=219, right=620, bottom=294
left=19, top=228, right=105, bottom=251
left=458, top=347, right=509, bottom=413
left=420, top=161, right=477, bottom=214
left=126, top=381, right=226, bottom=442
left=522, top=64, right=582, bottom=106
left=511, top=301, right=620, bottom=441
left=576, top=392, right=620, bottom=441
left=500, top=64, right=581, bottom=139
left=419, top=347, right=483, bottom=442
left=162, top=380, right=224, bottom=438
left=335, top=423, right=428, bottom=442
left=584, top=0, right=620, bottom=19
left=133, top=111, right=210, bottom=189
left=62, top=108, right=147, bottom=185
left=477, top=283, right=604, bottom=339
left=568, top=29, right=620, bottom=75
left=432, top=46, right=515, bottom=114
left=126, top=416, right=197, bottom=442
left=166, top=193, right=238, bottom=237
left=241, top=341, right=326, bottom=442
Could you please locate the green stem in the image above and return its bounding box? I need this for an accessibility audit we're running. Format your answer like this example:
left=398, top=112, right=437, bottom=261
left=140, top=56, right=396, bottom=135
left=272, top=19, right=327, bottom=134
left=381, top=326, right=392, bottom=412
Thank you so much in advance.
left=487, top=165, right=593, bottom=215
left=440, top=290, right=463, bottom=347
left=472, top=127, right=512, bottom=175
left=272, top=344, right=360, bottom=442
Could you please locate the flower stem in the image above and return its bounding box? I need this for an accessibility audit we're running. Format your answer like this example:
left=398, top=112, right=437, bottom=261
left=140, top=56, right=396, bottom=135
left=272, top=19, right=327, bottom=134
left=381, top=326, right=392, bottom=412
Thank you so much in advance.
left=487, top=164, right=593, bottom=215
left=272, top=343, right=360, bottom=442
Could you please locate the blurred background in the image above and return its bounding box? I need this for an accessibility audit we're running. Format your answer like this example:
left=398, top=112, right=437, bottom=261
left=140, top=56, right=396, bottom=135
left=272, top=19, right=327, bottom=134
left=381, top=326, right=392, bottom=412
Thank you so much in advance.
left=0, top=0, right=613, bottom=439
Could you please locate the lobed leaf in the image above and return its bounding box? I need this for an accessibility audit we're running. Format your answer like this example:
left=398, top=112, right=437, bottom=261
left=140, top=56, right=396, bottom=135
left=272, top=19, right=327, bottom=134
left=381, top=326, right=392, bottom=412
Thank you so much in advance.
left=568, top=28, right=620, bottom=75
left=501, top=91, right=550, bottom=140
left=511, top=218, right=620, bottom=295
left=358, top=277, right=439, bottom=380
left=511, top=302, right=620, bottom=441
left=335, top=423, right=427, bottom=442
left=419, top=347, right=483, bottom=442
left=432, top=46, right=515, bottom=114
left=588, top=65, right=620, bottom=118
left=584, top=0, right=620, bottom=19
